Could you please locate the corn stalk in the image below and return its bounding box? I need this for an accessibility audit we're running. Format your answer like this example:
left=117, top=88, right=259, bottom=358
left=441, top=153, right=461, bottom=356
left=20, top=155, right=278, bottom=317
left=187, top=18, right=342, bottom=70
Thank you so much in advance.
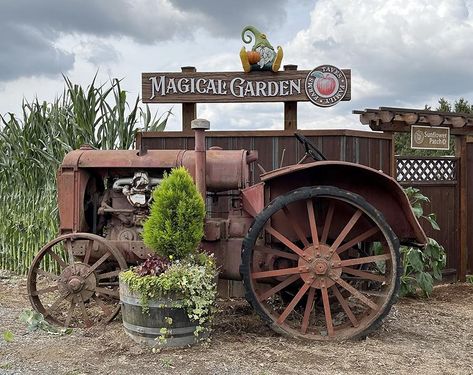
left=0, top=76, right=170, bottom=274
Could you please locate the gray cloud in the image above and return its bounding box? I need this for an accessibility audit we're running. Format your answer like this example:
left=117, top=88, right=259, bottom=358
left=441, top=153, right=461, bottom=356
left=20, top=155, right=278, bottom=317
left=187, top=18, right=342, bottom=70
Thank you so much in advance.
left=0, top=23, right=74, bottom=82
left=0, top=0, right=288, bottom=81
left=170, top=0, right=288, bottom=37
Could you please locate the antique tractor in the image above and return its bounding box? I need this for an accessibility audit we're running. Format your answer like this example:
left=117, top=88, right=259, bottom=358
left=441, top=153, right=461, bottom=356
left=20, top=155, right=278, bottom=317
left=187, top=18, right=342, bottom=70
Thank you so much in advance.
left=27, top=119, right=426, bottom=340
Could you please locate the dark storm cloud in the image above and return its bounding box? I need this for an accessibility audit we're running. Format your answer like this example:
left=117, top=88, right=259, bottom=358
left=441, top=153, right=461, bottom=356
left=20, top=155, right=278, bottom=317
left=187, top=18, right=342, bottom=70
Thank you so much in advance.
left=169, top=0, right=288, bottom=36
left=0, top=0, right=288, bottom=81
left=0, top=23, right=74, bottom=82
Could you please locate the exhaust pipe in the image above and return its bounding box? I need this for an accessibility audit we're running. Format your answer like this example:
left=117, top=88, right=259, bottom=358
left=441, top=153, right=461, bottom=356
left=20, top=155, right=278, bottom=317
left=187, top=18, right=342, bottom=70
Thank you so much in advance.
left=191, top=118, right=210, bottom=199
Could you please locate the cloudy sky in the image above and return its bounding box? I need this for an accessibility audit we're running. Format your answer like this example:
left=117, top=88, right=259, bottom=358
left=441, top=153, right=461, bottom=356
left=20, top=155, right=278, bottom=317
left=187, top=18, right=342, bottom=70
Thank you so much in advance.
left=1, top=0, right=472, bottom=131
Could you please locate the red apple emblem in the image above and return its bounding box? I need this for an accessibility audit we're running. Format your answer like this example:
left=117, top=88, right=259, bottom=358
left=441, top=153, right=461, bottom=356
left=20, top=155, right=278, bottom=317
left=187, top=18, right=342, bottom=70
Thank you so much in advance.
left=316, top=74, right=336, bottom=96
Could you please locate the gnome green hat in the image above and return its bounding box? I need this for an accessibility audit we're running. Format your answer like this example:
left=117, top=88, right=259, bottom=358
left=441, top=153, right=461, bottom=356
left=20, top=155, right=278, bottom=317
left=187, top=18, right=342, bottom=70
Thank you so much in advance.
left=239, top=26, right=283, bottom=73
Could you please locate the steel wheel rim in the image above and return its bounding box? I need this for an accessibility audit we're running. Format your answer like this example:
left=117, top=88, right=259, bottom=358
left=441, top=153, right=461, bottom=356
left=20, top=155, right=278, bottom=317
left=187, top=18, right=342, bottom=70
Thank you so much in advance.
left=242, top=186, right=400, bottom=340
left=27, top=233, right=127, bottom=328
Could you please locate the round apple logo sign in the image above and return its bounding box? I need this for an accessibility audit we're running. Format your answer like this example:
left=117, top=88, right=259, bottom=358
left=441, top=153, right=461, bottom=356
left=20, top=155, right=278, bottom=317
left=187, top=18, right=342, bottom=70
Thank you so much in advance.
left=305, top=65, right=348, bottom=107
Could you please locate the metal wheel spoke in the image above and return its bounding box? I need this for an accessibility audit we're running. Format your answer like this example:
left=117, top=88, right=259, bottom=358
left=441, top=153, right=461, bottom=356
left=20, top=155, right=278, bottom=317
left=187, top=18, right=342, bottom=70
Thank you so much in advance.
left=321, top=286, right=334, bottom=336
left=306, top=199, right=319, bottom=247
left=265, top=226, right=306, bottom=258
left=78, top=295, right=93, bottom=327
left=252, top=267, right=307, bottom=279
left=301, top=287, right=316, bottom=334
left=31, top=285, right=59, bottom=296
left=340, top=253, right=391, bottom=267
left=95, top=287, right=119, bottom=298
left=335, top=278, right=378, bottom=310
left=97, top=269, right=122, bottom=280
left=44, top=294, right=68, bottom=317
left=84, top=240, right=93, bottom=265
left=330, top=209, right=363, bottom=252
left=66, top=239, right=75, bottom=265
left=282, top=206, right=310, bottom=247
left=84, top=252, right=111, bottom=277
left=276, top=282, right=312, bottom=324
left=342, top=267, right=386, bottom=283
left=331, top=286, right=359, bottom=328
left=64, top=298, right=76, bottom=328
left=98, top=282, right=119, bottom=287
left=47, top=249, right=68, bottom=269
left=254, top=246, right=299, bottom=261
left=35, top=269, right=60, bottom=282
left=92, top=294, right=113, bottom=316
left=336, top=227, right=380, bottom=255
left=321, top=202, right=334, bottom=244
left=258, top=274, right=301, bottom=301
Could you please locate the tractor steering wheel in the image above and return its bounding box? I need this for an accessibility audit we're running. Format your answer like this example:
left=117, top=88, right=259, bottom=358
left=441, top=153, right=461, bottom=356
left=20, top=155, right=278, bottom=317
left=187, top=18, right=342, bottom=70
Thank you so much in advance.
left=295, top=133, right=327, bottom=162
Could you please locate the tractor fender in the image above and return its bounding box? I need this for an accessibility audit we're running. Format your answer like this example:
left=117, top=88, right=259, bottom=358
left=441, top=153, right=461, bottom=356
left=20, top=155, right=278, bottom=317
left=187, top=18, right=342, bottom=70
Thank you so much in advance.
left=258, top=161, right=427, bottom=246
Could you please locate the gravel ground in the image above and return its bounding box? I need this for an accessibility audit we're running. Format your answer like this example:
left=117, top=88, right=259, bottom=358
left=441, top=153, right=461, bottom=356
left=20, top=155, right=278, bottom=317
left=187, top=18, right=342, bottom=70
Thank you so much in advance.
left=1, top=272, right=473, bottom=375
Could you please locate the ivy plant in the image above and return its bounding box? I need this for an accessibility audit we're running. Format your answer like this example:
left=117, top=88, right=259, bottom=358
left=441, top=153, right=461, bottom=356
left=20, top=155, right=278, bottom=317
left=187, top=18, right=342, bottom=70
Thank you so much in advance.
left=120, top=253, right=217, bottom=338
left=400, top=187, right=446, bottom=297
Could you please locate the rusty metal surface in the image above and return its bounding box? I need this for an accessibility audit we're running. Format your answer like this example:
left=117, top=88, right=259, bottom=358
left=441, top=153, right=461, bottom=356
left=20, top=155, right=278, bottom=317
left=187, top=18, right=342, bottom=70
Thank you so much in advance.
left=261, top=161, right=427, bottom=246
left=241, top=182, right=265, bottom=218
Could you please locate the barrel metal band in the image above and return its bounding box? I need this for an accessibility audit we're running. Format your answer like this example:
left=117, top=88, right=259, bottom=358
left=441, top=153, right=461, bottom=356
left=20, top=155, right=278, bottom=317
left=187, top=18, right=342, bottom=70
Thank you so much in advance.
left=120, top=294, right=184, bottom=308
left=122, top=321, right=196, bottom=336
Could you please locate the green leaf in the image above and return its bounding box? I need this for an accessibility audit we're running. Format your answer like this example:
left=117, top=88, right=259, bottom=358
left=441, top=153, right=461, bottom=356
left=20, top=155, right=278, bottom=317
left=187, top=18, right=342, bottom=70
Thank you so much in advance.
left=406, top=248, right=424, bottom=272
left=424, top=213, right=440, bottom=230
left=411, top=204, right=423, bottom=218
left=416, top=272, right=433, bottom=296
left=310, top=71, right=324, bottom=78
left=2, top=330, right=14, bottom=343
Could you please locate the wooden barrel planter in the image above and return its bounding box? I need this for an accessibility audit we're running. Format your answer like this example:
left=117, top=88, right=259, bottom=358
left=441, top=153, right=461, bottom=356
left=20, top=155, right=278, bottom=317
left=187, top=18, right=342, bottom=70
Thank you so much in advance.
left=119, top=281, right=206, bottom=348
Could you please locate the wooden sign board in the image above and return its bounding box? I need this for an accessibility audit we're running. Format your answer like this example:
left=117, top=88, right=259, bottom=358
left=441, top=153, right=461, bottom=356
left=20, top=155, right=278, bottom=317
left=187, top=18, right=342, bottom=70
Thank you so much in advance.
left=411, top=125, right=450, bottom=150
left=142, top=69, right=351, bottom=105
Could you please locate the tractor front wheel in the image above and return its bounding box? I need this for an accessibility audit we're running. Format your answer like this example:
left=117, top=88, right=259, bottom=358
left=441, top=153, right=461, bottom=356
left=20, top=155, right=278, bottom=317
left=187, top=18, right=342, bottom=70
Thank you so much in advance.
left=27, top=233, right=127, bottom=328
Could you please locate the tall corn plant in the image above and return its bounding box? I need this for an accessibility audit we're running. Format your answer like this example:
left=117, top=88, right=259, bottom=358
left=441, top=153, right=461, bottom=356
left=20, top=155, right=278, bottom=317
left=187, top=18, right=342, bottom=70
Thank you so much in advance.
left=0, top=76, right=170, bottom=274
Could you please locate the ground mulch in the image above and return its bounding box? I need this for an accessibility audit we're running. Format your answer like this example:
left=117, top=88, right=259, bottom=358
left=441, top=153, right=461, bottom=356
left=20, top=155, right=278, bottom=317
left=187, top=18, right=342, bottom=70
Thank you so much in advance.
left=1, top=272, right=472, bottom=375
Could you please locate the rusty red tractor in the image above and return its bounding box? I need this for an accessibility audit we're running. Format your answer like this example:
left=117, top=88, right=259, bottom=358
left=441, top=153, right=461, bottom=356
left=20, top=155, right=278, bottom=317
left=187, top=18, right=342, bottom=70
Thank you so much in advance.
left=27, top=119, right=426, bottom=340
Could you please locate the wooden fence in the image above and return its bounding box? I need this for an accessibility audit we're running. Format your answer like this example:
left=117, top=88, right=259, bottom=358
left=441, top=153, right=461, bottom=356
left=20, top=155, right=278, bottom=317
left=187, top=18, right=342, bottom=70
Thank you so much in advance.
left=396, top=157, right=459, bottom=275
left=137, top=130, right=464, bottom=278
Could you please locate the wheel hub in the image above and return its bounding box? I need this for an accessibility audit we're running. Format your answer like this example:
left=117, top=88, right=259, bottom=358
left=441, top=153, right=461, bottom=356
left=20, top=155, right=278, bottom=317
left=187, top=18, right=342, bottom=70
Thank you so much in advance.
left=58, top=263, right=97, bottom=301
left=298, top=244, right=342, bottom=289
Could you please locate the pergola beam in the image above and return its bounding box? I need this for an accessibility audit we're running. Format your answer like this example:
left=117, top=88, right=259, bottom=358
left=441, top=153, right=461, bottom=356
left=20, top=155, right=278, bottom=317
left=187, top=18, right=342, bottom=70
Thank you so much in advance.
left=354, top=106, right=473, bottom=282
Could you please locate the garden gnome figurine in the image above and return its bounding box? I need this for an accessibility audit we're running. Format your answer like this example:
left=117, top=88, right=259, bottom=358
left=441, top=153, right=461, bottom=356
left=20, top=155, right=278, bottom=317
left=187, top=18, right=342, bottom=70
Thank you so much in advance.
left=240, top=26, right=283, bottom=73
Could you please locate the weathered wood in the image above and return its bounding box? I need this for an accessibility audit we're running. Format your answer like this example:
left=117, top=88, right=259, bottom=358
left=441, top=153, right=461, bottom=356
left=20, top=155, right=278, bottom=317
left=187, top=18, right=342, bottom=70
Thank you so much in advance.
left=181, top=66, right=197, bottom=132
left=449, top=116, right=466, bottom=128
left=283, top=65, right=298, bottom=130
left=379, top=111, right=394, bottom=123
left=425, top=114, right=443, bottom=126
left=360, top=113, right=376, bottom=125
left=401, top=113, right=419, bottom=125
left=456, top=136, right=468, bottom=281
left=142, top=69, right=351, bottom=103
left=137, top=129, right=392, bottom=140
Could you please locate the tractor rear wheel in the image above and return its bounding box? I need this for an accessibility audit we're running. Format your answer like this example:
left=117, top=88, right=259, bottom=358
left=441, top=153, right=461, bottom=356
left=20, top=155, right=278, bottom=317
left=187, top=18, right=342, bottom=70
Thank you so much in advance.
left=27, top=233, right=127, bottom=328
left=240, top=186, right=401, bottom=340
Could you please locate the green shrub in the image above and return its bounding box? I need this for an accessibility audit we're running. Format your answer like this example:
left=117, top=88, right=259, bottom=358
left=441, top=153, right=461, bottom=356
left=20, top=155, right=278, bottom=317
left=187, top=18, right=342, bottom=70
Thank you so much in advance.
left=142, top=167, right=205, bottom=259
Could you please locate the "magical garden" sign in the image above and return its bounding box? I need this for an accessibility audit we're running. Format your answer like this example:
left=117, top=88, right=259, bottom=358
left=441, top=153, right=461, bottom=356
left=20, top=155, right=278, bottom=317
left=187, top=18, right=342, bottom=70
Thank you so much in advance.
left=142, top=65, right=351, bottom=108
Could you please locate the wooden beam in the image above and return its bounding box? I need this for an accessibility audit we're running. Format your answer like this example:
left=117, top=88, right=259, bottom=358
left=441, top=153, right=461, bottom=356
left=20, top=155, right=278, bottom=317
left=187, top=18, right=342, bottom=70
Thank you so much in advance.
left=401, top=113, right=419, bottom=125
left=425, top=114, right=444, bottom=126
left=283, top=65, right=298, bottom=130
left=181, top=66, right=197, bottom=132
left=456, top=135, right=468, bottom=282
left=449, top=116, right=467, bottom=128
